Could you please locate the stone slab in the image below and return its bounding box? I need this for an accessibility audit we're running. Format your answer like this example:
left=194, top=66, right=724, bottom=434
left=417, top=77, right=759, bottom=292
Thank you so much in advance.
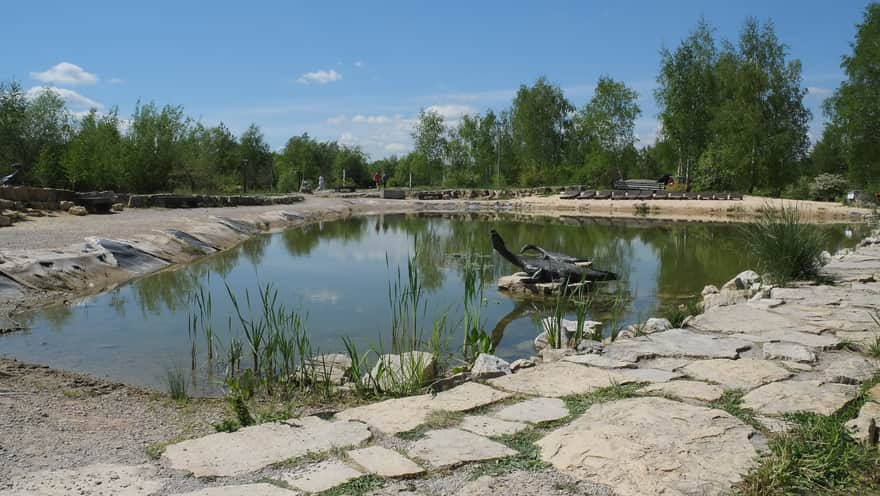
left=459, top=415, right=529, bottom=437
left=762, top=342, right=816, bottom=363
left=284, top=460, right=363, bottom=493
left=174, top=484, right=301, bottom=496
left=682, top=359, right=792, bottom=390
left=689, top=304, right=826, bottom=335
left=488, top=361, right=632, bottom=397
left=493, top=397, right=569, bottom=424
left=347, top=446, right=425, bottom=477
left=561, top=354, right=635, bottom=368
left=0, top=464, right=162, bottom=496
left=603, top=328, right=752, bottom=363
left=618, top=368, right=683, bottom=383
left=407, top=428, right=516, bottom=468
left=730, top=329, right=840, bottom=350
left=537, top=397, right=757, bottom=496
left=336, top=382, right=510, bottom=434
left=823, top=354, right=879, bottom=385
left=742, top=380, right=859, bottom=416
left=162, top=416, right=372, bottom=477
left=845, top=401, right=880, bottom=443
left=639, top=380, right=724, bottom=402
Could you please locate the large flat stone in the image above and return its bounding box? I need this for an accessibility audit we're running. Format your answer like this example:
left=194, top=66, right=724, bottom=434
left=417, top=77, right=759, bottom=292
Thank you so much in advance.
left=493, top=397, right=569, bottom=424
left=742, top=380, right=859, bottom=416
left=347, top=446, right=425, bottom=477
left=639, top=380, right=724, bottom=402
left=283, top=460, right=362, bottom=493
left=174, top=484, right=300, bottom=496
left=407, top=428, right=516, bottom=468
left=561, top=354, right=635, bottom=368
left=162, top=416, right=372, bottom=477
left=618, top=368, right=684, bottom=383
left=537, top=397, right=757, bottom=496
left=730, top=329, right=841, bottom=350
left=603, top=328, right=752, bottom=363
left=823, top=354, right=880, bottom=385
left=682, top=359, right=792, bottom=390
left=370, top=351, right=435, bottom=391
left=1, top=464, right=162, bottom=496
left=689, top=305, right=825, bottom=335
left=488, top=361, right=632, bottom=397
left=762, top=342, right=816, bottom=363
left=336, top=382, right=510, bottom=434
left=459, top=415, right=529, bottom=437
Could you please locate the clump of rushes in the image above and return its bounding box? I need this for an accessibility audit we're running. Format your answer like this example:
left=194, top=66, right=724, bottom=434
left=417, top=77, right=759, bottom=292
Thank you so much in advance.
left=165, top=365, right=188, bottom=402
left=661, top=298, right=701, bottom=328
left=462, top=256, right=494, bottom=364
left=741, top=203, right=827, bottom=285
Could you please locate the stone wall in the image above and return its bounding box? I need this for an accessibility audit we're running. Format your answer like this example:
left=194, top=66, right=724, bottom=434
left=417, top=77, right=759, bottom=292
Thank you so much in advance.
left=127, top=193, right=304, bottom=209
left=0, top=186, right=76, bottom=210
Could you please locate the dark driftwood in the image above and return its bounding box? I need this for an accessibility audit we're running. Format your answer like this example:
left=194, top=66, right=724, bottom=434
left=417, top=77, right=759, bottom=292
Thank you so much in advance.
left=490, top=229, right=616, bottom=283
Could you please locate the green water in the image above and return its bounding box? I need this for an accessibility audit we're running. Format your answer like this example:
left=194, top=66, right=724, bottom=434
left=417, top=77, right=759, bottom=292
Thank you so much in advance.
left=1, top=213, right=868, bottom=393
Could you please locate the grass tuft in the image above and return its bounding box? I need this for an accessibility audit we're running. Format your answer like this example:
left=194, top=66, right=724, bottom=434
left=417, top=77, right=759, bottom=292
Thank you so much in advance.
left=562, top=382, right=643, bottom=418
left=741, top=204, right=827, bottom=285
left=472, top=428, right=549, bottom=477
left=708, top=389, right=762, bottom=432
left=165, top=366, right=188, bottom=402
left=317, top=474, right=384, bottom=496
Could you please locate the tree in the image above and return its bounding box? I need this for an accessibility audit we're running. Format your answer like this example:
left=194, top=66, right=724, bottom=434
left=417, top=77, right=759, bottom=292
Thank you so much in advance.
left=577, top=76, right=641, bottom=182
left=239, top=124, right=272, bottom=191
left=510, top=77, right=572, bottom=180
left=0, top=80, right=28, bottom=176
left=656, top=19, right=718, bottom=185
left=412, top=109, right=447, bottom=184
left=63, top=108, right=123, bottom=191
left=123, top=102, right=189, bottom=193
left=24, top=88, right=72, bottom=187
left=824, top=3, right=880, bottom=188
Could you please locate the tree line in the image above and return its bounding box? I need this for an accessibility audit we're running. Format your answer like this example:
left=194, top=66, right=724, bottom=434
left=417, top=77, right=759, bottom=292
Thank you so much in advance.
left=1, top=6, right=878, bottom=195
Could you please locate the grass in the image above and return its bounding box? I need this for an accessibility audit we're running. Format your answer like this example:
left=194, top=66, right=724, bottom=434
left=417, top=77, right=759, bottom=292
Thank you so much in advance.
left=661, top=298, right=702, bottom=328
left=317, top=474, right=384, bottom=496
left=165, top=366, right=188, bottom=402
left=707, top=389, right=762, bottom=431
left=735, top=374, right=880, bottom=495
left=869, top=310, right=880, bottom=359
left=471, top=428, right=549, bottom=477
left=741, top=203, right=827, bottom=285
left=397, top=410, right=465, bottom=440
left=562, top=382, right=643, bottom=417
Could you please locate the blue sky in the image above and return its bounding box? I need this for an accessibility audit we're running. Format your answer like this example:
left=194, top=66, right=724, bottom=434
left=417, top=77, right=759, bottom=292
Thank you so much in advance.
left=1, top=0, right=870, bottom=159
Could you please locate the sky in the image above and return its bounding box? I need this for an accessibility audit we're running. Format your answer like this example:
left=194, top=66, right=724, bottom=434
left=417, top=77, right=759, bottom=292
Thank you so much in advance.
left=1, top=0, right=871, bottom=159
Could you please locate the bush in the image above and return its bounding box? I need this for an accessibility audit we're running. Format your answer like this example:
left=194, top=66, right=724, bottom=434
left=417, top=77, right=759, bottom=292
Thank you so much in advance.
left=741, top=204, right=827, bottom=284
left=809, top=173, right=849, bottom=202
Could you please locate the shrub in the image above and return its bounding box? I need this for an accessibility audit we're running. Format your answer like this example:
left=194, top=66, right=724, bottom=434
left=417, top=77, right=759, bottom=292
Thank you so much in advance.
left=741, top=204, right=827, bottom=285
left=809, top=173, right=849, bottom=202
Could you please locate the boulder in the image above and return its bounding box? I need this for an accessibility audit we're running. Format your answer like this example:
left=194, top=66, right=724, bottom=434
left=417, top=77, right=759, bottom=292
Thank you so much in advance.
left=68, top=205, right=87, bottom=216
left=618, top=317, right=672, bottom=339
left=471, top=354, right=512, bottom=379
left=307, top=353, right=352, bottom=384
left=0, top=215, right=10, bottom=227
left=369, top=351, right=435, bottom=391
left=701, top=285, right=719, bottom=296
left=823, top=354, right=879, bottom=385
left=721, top=270, right=761, bottom=291
left=509, top=358, right=536, bottom=371
left=844, top=401, right=880, bottom=444
left=59, top=200, right=75, bottom=211
left=112, top=202, right=125, bottom=211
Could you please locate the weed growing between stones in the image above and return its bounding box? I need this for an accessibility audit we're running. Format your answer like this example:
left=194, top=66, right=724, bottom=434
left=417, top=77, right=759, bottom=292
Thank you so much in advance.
left=869, top=310, right=880, bottom=359
left=471, top=428, right=549, bottom=477
left=396, top=411, right=466, bottom=441
left=661, top=298, right=702, bottom=328
left=741, top=204, right=827, bottom=285
left=708, top=389, right=762, bottom=432
left=736, top=374, right=880, bottom=495
left=562, top=382, right=643, bottom=417
left=317, top=474, right=384, bottom=496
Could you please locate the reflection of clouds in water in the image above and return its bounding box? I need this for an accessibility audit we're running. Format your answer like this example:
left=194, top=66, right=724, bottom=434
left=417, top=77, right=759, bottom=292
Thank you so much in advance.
left=324, top=231, right=414, bottom=262
left=295, top=288, right=342, bottom=304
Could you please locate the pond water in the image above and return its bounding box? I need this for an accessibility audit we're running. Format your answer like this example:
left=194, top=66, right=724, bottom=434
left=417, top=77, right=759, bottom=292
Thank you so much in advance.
left=1, top=213, right=869, bottom=393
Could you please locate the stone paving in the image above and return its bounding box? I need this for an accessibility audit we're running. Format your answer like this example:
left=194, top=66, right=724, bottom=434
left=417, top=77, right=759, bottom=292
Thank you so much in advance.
left=5, top=233, right=880, bottom=496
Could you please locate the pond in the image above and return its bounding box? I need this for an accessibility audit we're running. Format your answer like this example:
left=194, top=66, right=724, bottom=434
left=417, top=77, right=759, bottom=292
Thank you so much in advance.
left=1, top=213, right=868, bottom=393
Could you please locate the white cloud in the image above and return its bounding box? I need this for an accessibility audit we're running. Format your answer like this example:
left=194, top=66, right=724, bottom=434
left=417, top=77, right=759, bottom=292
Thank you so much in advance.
left=326, top=114, right=347, bottom=125
left=354, top=60, right=365, bottom=68
left=384, top=143, right=410, bottom=153
left=25, top=86, right=103, bottom=109
left=424, top=104, right=475, bottom=120
left=352, top=114, right=391, bottom=125
left=296, top=69, right=342, bottom=85
left=30, top=62, right=98, bottom=85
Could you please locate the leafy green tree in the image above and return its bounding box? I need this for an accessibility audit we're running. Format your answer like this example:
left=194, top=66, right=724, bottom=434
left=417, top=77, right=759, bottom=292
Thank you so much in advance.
left=412, top=109, right=447, bottom=184
left=656, top=19, right=718, bottom=185
left=239, top=124, right=273, bottom=191
left=24, top=89, right=72, bottom=187
left=824, top=3, right=880, bottom=188
left=576, top=76, right=641, bottom=183
left=510, top=77, right=572, bottom=182
left=63, top=108, right=124, bottom=191
left=123, top=102, right=190, bottom=193
left=0, top=80, right=28, bottom=175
